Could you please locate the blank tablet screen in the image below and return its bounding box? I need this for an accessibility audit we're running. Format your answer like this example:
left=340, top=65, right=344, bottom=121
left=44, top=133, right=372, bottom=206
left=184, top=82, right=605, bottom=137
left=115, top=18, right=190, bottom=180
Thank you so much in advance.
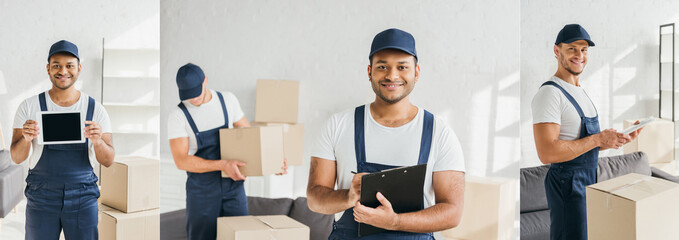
left=42, top=112, right=82, bottom=142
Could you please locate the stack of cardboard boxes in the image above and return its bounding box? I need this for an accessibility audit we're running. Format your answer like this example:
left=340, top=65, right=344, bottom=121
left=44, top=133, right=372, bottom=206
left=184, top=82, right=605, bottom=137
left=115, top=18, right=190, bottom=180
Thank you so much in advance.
left=220, top=79, right=304, bottom=177
left=623, top=119, right=676, bottom=175
left=217, top=79, right=310, bottom=239
left=98, top=156, right=160, bottom=240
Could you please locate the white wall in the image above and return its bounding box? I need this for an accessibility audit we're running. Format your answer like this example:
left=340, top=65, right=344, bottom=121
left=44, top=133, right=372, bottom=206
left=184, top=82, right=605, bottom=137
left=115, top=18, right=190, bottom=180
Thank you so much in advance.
left=520, top=0, right=679, bottom=167
left=160, top=0, right=520, bottom=216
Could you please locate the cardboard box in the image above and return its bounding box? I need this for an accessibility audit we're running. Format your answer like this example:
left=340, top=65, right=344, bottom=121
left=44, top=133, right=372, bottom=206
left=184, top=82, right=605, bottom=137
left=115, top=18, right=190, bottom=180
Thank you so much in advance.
left=98, top=204, right=159, bottom=240
left=623, top=119, right=674, bottom=164
left=220, top=126, right=284, bottom=177
left=255, top=79, right=299, bottom=123
left=101, top=156, right=159, bottom=213
left=217, top=215, right=309, bottom=240
left=251, top=122, right=304, bottom=166
left=441, top=176, right=515, bottom=240
left=651, top=161, right=677, bottom=176
left=587, top=173, right=679, bottom=240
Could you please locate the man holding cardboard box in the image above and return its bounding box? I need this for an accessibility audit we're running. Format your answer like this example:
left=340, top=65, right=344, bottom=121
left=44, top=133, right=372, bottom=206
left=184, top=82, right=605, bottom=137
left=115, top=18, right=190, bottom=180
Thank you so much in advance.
left=307, top=28, right=466, bottom=239
left=168, top=63, right=286, bottom=240
left=10, top=40, right=115, bottom=240
left=531, top=24, right=643, bottom=240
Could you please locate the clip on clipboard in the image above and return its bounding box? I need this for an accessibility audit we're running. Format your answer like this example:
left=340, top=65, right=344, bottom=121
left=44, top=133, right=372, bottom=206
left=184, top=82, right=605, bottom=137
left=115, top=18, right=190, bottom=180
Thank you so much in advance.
left=358, top=163, right=427, bottom=237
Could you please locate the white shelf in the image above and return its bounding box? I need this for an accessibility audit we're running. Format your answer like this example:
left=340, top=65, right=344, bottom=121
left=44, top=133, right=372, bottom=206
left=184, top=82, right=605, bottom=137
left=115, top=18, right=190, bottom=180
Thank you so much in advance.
left=102, top=44, right=160, bottom=157
left=103, top=49, right=160, bottom=78
left=104, top=103, right=160, bottom=107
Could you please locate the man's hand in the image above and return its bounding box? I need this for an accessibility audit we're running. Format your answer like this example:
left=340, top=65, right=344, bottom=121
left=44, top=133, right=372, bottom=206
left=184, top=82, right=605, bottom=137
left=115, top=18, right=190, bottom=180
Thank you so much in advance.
left=348, top=173, right=368, bottom=206
left=84, top=121, right=103, bottom=145
left=22, top=120, right=39, bottom=142
left=275, top=158, right=288, bottom=175
left=625, top=120, right=644, bottom=143
left=596, top=128, right=628, bottom=149
left=353, top=192, right=400, bottom=230
left=221, top=159, right=246, bottom=181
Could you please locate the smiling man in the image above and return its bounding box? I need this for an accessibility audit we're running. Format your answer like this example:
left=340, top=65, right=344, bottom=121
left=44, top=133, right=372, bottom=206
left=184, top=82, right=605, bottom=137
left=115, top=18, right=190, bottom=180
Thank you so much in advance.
left=307, top=28, right=465, bottom=240
left=10, top=40, right=115, bottom=240
left=531, top=24, right=641, bottom=240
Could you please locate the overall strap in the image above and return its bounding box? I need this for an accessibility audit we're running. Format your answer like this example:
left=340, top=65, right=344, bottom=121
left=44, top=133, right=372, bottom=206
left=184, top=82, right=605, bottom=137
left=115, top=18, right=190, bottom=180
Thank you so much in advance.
left=541, top=81, right=586, bottom=118
left=178, top=103, right=200, bottom=136
left=418, top=110, right=434, bottom=165
left=216, top=91, right=229, bottom=128
left=354, top=105, right=367, bottom=167
left=38, top=92, right=47, bottom=111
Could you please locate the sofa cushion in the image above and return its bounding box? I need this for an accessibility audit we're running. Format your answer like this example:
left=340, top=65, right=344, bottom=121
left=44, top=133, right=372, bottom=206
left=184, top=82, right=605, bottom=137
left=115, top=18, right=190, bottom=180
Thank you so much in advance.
left=520, top=165, right=550, bottom=213
left=0, top=150, right=11, bottom=171
left=0, top=164, right=24, bottom=217
left=247, top=196, right=294, bottom=216
left=159, top=208, right=186, bottom=240
left=520, top=210, right=550, bottom=240
left=289, top=197, right=333, bottom=240
left=597, top=151, right=650, bottom=182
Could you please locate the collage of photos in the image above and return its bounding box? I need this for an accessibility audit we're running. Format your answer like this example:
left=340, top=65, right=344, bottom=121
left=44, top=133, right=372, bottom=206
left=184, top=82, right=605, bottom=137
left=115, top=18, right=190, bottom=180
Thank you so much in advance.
left=0, top=0, right=678, bottom=239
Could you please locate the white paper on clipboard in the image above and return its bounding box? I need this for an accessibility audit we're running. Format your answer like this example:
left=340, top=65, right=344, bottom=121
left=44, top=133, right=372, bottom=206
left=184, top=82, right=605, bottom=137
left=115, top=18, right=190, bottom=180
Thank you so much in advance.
left=621, top=117, right=655, bottom=135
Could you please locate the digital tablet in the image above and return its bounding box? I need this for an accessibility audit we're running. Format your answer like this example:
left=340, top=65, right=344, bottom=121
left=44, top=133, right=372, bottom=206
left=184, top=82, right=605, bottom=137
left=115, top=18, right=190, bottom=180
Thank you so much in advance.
left=37, top=111, right=85, bottom=145
left=621, top=117, right=655, bottom=135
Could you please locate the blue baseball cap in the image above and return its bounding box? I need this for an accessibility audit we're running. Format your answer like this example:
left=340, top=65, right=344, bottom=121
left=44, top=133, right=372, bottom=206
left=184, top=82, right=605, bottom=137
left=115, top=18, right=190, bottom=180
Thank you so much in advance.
left=369, top=28, right=417, bottom=61
left=48, top=40, right=80, bottom=62
left=176, top=63, right=205, bottom=100
left=555, top=24, right=595, bottom=46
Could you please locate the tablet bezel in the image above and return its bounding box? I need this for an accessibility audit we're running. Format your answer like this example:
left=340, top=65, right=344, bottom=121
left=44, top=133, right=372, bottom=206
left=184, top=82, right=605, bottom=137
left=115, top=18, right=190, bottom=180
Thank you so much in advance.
left=37, top=111, right=86, bottom=145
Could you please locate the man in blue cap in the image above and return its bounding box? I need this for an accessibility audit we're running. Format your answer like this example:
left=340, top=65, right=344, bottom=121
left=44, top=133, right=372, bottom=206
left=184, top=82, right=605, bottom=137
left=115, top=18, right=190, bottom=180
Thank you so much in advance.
left=10, top=40, right=115, bottom=239
left=167, top=63, right=287, bottom=240
left=307, top=28, right=466, bottom=239
left=532, top=24, right=642, bottom=240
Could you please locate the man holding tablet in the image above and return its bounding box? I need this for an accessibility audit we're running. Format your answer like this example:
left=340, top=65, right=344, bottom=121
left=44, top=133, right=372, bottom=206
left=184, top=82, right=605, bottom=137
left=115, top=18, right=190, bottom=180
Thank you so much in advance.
left=307, top=28, right=465, bottom=239
left=10, top=40, right=115, bottom=240
left=531, top=24, right=642, bottom=240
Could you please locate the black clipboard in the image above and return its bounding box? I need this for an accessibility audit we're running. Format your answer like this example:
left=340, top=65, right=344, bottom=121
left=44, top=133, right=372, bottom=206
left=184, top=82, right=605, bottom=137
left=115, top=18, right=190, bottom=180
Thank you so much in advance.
left=358, top=163, right=427, bottom=237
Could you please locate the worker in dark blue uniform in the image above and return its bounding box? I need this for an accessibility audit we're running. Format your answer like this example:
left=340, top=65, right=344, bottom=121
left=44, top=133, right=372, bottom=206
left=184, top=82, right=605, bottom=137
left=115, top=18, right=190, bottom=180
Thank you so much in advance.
left=167, top=63, right=287, bottom=240
left=10, top=40, right=115, bottom=240
left=531, top=24, right=643, bottom=240
left=307, top=28, right=466, bottom=240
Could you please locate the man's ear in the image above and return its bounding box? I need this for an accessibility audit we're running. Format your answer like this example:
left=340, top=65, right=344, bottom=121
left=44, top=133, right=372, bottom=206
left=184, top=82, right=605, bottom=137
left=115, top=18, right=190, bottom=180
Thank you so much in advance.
left=553, top=44, right=560, bottom=58
left=367, top=65, right=372, bottom=82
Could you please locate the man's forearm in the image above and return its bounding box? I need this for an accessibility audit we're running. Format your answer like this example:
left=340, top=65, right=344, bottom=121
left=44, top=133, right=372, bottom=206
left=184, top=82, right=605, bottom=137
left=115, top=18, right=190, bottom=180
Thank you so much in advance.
left=541, top=135, right=599, bottom=163
left=93, top=139, right=115, bottom=167
left=393, top=202, right=462, bottom=233
left=175, top=155, right=224, bottom=173
left=307, top=186, right=353, bottom=215
left=10, top=137, right=31, bottom=164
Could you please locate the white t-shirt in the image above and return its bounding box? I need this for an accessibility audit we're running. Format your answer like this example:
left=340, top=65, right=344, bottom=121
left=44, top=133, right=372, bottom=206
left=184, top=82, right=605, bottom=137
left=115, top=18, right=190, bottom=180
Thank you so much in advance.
left=167, top=90, right=245, bottom=155
left=13, top=91, right=112, bottom=169
left=311, top=105, right=465, bottom=208
left=532, top=76, right=598, bottom=140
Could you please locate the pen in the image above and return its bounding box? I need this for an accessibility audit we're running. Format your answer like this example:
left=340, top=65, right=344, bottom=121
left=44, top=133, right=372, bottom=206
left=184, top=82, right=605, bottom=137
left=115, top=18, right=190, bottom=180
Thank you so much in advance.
left=351, top=171, right=358, bottom=174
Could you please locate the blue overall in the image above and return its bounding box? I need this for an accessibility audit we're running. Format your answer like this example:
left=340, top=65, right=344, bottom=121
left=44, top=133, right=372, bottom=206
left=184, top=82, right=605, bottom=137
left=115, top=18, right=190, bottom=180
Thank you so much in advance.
left=25, top=92, right=99, bottom=240
left=542, top=81, right=599, bottom=240
left=179, top=91, right=248, bottom=240
left=328, top=105, right=435, bottom=240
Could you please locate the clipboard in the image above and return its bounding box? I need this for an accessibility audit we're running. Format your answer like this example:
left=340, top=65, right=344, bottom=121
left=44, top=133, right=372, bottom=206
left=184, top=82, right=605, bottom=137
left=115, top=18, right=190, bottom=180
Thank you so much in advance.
left=358, top=163, right=427, bottom=237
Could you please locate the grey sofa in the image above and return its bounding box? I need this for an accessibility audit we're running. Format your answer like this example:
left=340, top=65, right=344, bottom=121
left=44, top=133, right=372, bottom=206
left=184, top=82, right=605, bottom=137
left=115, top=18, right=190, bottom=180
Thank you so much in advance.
left=520, top=151, right=679, bottom=240
left=160, top=196, right=333, bottom=240
left=0, top=150, right=24, bottom=218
